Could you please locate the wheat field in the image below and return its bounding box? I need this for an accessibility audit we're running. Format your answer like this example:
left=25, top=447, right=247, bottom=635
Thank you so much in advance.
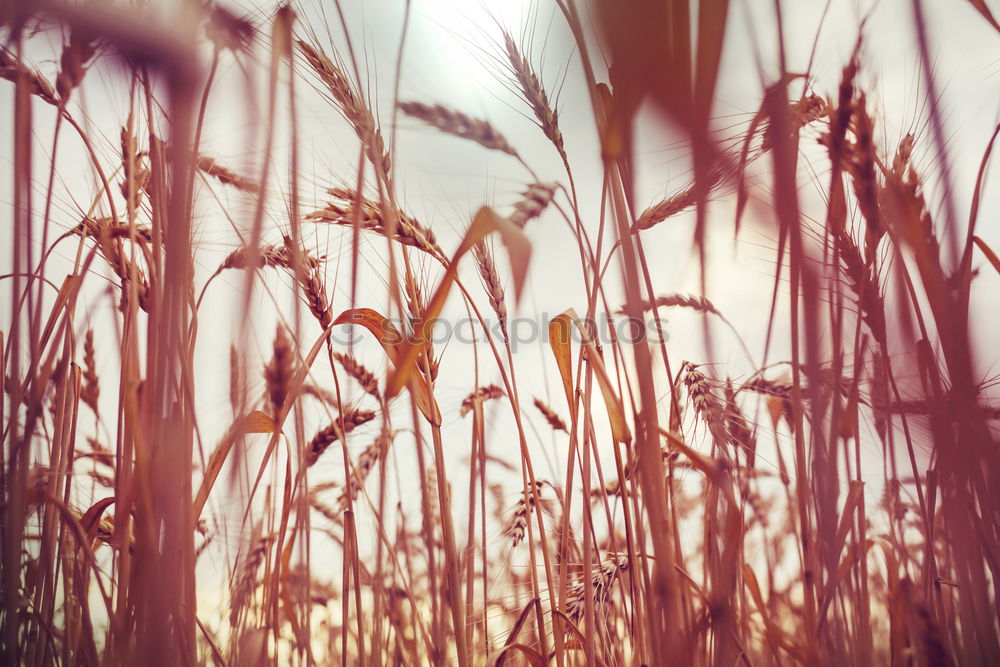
left=2, top=0, right=1000, bottom=664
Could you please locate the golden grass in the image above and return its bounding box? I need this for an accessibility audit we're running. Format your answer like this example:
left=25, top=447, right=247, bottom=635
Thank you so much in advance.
left=2, top=0, right=1000, bottom=665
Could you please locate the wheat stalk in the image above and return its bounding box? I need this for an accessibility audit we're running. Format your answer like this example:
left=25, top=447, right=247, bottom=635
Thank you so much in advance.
left=680, top=362, right=732, bottom=449
left=533, top=398, right=568, bottom=432
left=80, top=329, right=99, bottom=414
left=564, top=553, right=630, bottom=624
left=471, top=242, right=508, bottom=341
left=296, top=40, right=391, bottom=179
left=399, top=101, right=519, bottom=157
left=264, top=326, right=293, bottom=415
left=196, top=155, right=259, bottom=192
left=509, top=182, right=557, bottom=229
left=504, top=480, right=548, bottom=547
left=502, top=31, right=565, bottom=163
left=307, top=188, right=445, bottom=261
left=0, top=47, right=58, bottom=106
left=230, top=532, right=273, bottom=626
left=459, top=384, right=505, bottom=417
left=335, top=430, right=393, bottom=513
left=333, top=352, right=380, bottom=400
left=305, top=408, right=377, bottom=467
left=633, top=164, right=728, bottom=231
left=624, top=293, right=720, bottom=316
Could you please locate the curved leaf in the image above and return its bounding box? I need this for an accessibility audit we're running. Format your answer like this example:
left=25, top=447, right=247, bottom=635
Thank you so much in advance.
left=386, top=206, right=531, bottom=400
